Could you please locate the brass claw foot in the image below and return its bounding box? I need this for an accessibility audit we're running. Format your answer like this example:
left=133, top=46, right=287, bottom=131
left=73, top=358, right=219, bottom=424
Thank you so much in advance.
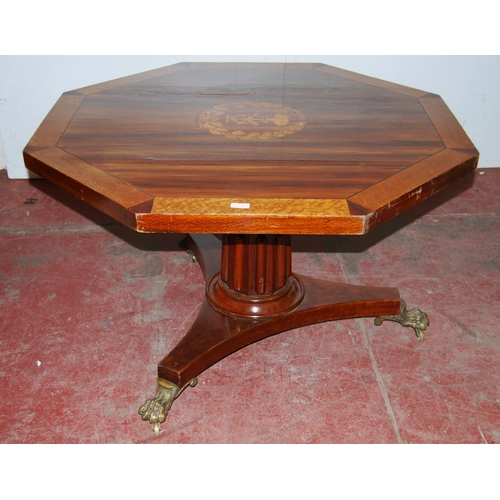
left=178, top=237, right=196, bottom=263
left=374, top=299, right=430, bottom=341
left=138, top=377, right=197, bottom=436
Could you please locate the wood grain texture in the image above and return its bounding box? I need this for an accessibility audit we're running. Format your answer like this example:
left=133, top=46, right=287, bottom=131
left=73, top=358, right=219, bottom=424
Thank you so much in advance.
left=316, top=63, right=429, bottom=98
left=23, top=146, right=153, bottom=228
left=135, top=197, right=363, bottom=234
left=418, top=94, right=477, bottom=149
left=159, top=278, right=401, bottom=387
left=25, top=93, right=85, bottom=149
left=349, top=149, right=479, bottom=231
left=74, top=63, right=190, bottom=95
left=23, top=62, right=479, bottom=235
left=159, top=234, right=401, bottom=387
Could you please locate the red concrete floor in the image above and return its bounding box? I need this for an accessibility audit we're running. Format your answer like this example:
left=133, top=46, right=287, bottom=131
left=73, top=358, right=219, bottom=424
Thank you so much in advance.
left=1, top=167, right=500, bottom=444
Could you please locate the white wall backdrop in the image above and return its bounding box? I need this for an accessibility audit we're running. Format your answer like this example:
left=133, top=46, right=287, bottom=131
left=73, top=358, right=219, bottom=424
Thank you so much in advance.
left=1, top=55, right=498, bottom=178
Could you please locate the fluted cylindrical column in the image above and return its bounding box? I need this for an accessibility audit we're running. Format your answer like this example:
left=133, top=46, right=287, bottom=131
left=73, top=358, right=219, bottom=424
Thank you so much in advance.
left=221, top=235, right=292, bottom=296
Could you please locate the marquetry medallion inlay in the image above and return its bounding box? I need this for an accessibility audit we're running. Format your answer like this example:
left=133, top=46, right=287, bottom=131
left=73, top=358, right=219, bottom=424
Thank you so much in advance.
left=195, top=101, right=307, bottom=140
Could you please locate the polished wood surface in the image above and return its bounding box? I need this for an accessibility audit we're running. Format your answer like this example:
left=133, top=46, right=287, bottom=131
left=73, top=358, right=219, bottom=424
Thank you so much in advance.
left=158, top=235, right=401, bottom=389
left=23, top=62, right=478, bottom=235
left=23, top=63, right=456, bottom=434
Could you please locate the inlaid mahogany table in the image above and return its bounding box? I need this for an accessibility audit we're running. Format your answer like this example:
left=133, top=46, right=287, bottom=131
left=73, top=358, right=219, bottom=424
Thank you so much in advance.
left=23, top=62, right=479, bottom=436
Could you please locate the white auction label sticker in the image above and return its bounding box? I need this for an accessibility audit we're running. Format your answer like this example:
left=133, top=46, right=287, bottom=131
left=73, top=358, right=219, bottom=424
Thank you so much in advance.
left=230, top=202, right=251, bottom=209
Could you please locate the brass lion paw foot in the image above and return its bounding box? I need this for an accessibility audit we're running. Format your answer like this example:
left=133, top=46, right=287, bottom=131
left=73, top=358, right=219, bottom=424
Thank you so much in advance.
left=178, top=237, right=197, bottom=263
left=138, top=377, right=197, bottom=436
left=374, top=299, right=430, bottom=341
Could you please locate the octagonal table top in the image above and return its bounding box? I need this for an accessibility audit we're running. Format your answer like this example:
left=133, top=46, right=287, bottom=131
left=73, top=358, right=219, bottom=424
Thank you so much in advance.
left=23, top=62, right=479, bottom=234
